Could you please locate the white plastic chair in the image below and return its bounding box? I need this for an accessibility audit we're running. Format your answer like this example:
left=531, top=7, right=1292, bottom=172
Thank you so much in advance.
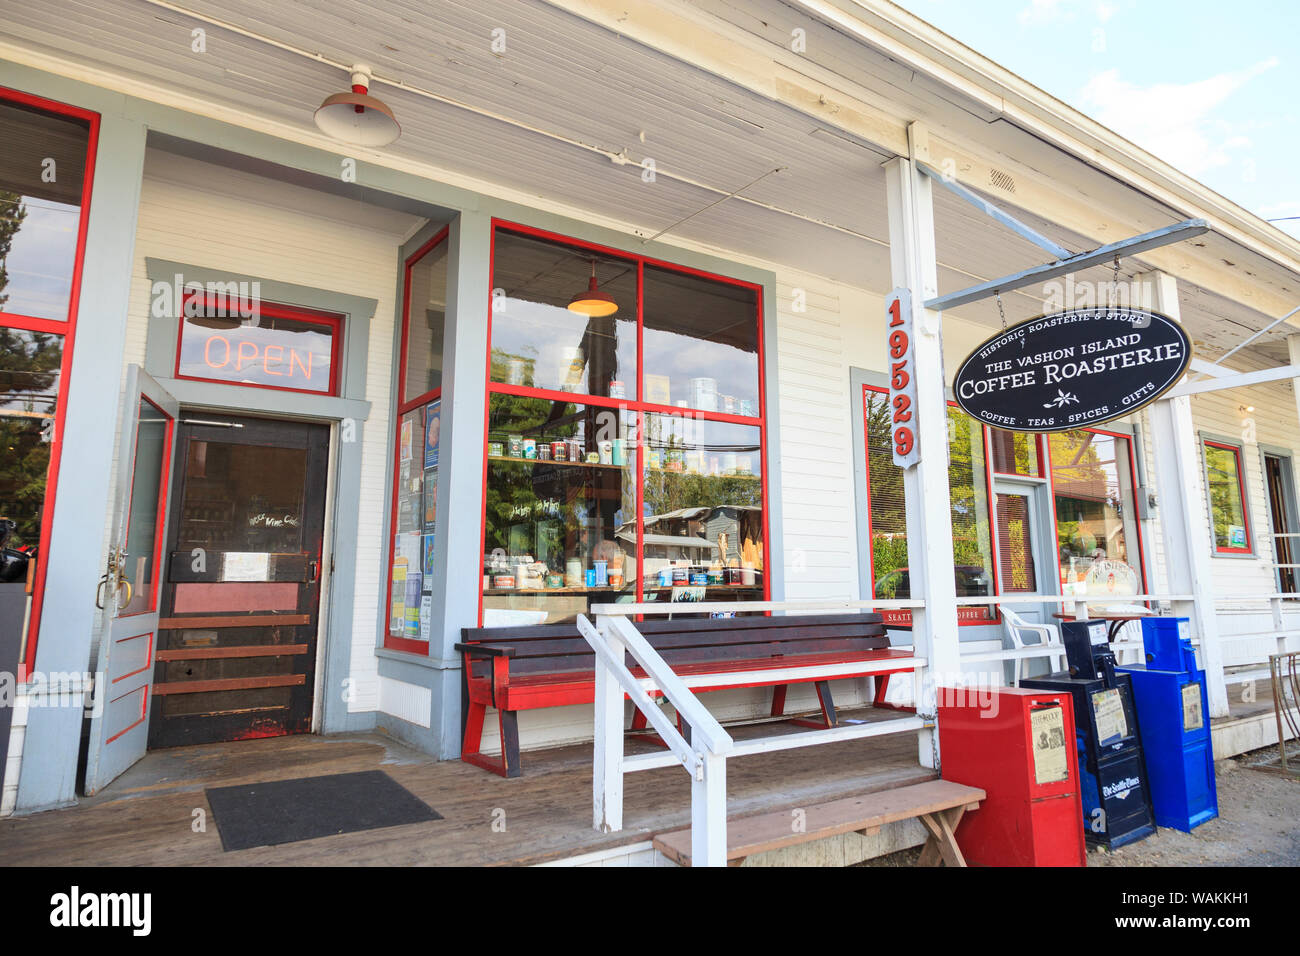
left=1002, top=607, right=1068, bottom=685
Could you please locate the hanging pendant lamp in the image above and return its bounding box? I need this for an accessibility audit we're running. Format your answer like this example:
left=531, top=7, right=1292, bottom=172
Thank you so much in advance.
left=314, top=65, right=401, bottom=147
left=567, top=260, right=618, bottom=317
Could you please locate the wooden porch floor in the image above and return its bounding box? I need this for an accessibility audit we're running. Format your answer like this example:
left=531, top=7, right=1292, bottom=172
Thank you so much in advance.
left=0, top=706, right=931, bottom=866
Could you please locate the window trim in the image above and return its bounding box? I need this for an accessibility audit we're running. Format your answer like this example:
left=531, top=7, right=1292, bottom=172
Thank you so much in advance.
left=1201, top=436, right=1254, bottom=556
left=478, top=219, right=769, bottom=625
left=383, top=226, right=450, bottom=654
left=0, top=86, right=100, bottom=676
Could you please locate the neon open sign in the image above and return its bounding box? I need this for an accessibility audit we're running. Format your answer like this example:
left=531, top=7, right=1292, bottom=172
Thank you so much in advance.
left=175, top=296, right=342, bottom=396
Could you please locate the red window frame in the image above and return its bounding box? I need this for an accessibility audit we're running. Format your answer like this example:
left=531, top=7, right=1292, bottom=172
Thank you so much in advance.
left=1203, top=438, right=1253, bottom=555
left=173, top=294, right=344, bottom=397
left=1044, top=426, right=1151, bottom=594
left=478, top=219, right=770, bottom=626
left=384, top=227, right=450, bottom=653
left=860, top=384, right=1000, bottom=626
left=0, top=86, right=100, bottom=677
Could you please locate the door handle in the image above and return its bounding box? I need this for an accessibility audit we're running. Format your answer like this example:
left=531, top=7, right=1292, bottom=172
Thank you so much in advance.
left=96, top=548, right=133, bottom=610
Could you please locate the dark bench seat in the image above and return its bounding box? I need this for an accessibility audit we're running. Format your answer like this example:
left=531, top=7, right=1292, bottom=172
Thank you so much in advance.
left=456, top=612, right=914, bottom=777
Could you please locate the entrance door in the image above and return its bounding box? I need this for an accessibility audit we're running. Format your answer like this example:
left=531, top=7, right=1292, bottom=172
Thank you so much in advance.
left=1264, top=453, right=1297, bottom=594
left=85, top=366, right=179, bottom=794
left=148, top=415, right=329, bottom=748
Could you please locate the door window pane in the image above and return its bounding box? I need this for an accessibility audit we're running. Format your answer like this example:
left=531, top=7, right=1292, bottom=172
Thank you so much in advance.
left=0, top=100, right=90, bottom=322
left=490, top=231, right=636, bottom=399
left=119, top=399, right=169, bottom=615
left=642, top=413, right=764, bottom=603
left=995, top=493, right=1037, bottom=593
left=483, top=394, right=636, bottom=623
left=404, top=239, right=449, bottom=403
left=389, top=402, right=441, bottom=643
left=1049, top=431, right=1142, bottom=593
left=643, top=265, right=759, bottom=415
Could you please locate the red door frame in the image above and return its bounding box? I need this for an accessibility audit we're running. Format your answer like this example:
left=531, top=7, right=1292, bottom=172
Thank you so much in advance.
left=0, top=86, right=101, bottom=679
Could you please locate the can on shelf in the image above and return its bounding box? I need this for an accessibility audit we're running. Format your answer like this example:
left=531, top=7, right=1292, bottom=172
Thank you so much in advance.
left=538, top=443, right=552, bottom=461
left=507, top=434, right=523, bottom=458
left=522, top=439, right=537, bottom=459
left=487, top=441, right=504, bottom=457
left=551, top=440, right=568, bottom=462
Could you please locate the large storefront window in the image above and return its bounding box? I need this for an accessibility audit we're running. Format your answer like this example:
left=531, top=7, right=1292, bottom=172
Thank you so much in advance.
left=385, top=230, right=449, bottom=652
left=484, top=224, right=766, bottom=624
left=0, top=88, right=97, bottom=669
left=863, top=388, right=995, bottom=624
left=1048, top=430, right=1144, bottom=596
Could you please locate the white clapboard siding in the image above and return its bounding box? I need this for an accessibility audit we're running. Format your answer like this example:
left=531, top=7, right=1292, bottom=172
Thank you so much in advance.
left=89, top=149, right=416, bottom=717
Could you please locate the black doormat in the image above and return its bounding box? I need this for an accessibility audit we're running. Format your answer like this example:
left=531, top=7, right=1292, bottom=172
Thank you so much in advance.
left=205, top=770, right=442, bottom=852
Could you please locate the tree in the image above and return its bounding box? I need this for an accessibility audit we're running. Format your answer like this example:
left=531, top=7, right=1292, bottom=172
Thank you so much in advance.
left=0, top=190, right=28, bottom=311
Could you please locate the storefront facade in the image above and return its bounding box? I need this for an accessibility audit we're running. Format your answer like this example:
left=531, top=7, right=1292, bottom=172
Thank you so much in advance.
left=3, top=1, right=1299, bottom=817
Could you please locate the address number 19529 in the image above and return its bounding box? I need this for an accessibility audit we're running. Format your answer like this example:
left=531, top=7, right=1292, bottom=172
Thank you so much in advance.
left=888, top=297, right=914, bottom=458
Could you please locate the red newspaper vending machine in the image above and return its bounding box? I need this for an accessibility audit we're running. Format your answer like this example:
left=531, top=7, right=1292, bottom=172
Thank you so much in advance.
left=938, top=686, right=1088, bottom=867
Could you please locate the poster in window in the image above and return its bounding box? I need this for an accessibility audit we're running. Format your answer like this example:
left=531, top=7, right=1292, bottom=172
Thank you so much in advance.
left=424, top=399, right=441, bottom=469
left=423, top=468, right=438, bottom=529
left=400, top=416, right=414, bottom=462
left=390, top=559, right=408, bottom=634
left=404, top=569, right=423, bottom=639
left=1228, top=525, right=1246, bottom=548
left=423, top=532, right=436, bottom=581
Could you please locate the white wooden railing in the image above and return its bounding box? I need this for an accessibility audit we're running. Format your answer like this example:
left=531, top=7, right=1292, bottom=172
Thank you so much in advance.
left=578, top=598, right=927, bottom=867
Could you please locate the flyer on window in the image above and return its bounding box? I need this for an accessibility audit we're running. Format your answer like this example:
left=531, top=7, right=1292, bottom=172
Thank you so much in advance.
left=424, top=399, right=441, bottom=469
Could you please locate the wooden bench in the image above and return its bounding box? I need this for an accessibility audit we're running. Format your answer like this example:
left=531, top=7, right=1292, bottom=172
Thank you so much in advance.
left=456, top=612, right=918, bottom=777
left=652, top=779, right=986, bottom=867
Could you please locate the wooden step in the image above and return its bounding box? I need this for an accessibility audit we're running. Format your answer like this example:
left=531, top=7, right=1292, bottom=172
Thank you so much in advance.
left=652, top=779, right=985, bottom=867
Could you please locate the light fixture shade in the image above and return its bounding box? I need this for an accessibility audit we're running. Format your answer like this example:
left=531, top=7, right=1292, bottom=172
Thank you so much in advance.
left=567, top=270, right=618, bottom=317
left=314, top=89, right=401, bottom=147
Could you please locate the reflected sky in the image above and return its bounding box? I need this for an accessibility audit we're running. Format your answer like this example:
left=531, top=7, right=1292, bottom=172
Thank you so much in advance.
left=0, top=195, right=80, bottom=322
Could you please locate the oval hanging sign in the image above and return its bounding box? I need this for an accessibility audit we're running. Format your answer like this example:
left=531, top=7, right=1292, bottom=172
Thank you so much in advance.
left=953, top=308, right=1191, bottom=433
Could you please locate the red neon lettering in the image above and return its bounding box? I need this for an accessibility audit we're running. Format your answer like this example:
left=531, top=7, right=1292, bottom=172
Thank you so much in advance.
left=204, top=335, right=231, bottom=369
left=236, top=341, right=258, bottom=371
left=263, top=345, right=285, bottom=376
left=289, top=349, right=313, bottom=380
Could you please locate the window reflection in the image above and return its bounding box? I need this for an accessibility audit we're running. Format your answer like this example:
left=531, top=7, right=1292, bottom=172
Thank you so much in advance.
left=1049, top=431, right=1141, bottom=594
left=0, top=328, right=61, bottom=550
left=490, top=231, right=636, bottom=399
left=641, top=413, right=764, bottom=603
left=0, top=100, right=90, bottom=323
left=642, top=266, right=759, bottom=415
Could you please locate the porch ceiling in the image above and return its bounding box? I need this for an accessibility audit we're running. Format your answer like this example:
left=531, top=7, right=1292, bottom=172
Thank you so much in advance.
left=3, top=0, right=1296, bottom=374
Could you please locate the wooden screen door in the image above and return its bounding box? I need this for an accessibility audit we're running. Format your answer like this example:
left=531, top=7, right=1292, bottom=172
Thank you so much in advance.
left=85, top=366, right=179, bottom=794
left=993, top=487, right=1048, bottom=620
left=147, top=415, right=329, bottom=749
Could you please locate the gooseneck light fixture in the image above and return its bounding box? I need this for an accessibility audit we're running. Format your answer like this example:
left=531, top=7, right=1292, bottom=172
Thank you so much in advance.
left=313, top=65, right=401, bottom=147
left=567, top=260, right=618, bottom=317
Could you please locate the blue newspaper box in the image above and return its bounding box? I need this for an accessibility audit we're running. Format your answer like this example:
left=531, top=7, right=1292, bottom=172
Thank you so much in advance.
left=1116, top=617, right=1218, bottom=832
left=1021, top=619, right=1156, bottom=849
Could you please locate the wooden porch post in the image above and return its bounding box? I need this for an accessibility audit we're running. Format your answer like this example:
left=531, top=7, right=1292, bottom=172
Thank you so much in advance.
left=884, top=124, right=962, bottom=768
left=1140, top=271, right=1229, bottom=717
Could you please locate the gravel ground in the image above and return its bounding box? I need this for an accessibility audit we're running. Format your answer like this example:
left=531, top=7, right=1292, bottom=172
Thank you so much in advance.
left=860, top=745, right=1300, bottom=867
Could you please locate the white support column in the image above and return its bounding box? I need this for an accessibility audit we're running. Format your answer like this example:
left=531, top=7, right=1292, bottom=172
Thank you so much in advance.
left=1141, top=271, right=1229, bottom=717
left=884, top=124, right=961, bottom=768
left=691, top=752, right=728, bottom=867
left=592, top=615, right=625, bottom=832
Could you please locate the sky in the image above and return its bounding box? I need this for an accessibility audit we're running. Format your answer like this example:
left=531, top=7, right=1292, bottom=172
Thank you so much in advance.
left=892, top=0, right=1300, bottom=239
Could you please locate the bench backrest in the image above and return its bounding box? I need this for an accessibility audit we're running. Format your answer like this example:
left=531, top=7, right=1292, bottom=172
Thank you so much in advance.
left=460, top=613, right=888, bottom=677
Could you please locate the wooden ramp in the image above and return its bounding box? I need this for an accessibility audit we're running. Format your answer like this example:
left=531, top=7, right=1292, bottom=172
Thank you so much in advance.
left=652, top=779, right=985, bottom=867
